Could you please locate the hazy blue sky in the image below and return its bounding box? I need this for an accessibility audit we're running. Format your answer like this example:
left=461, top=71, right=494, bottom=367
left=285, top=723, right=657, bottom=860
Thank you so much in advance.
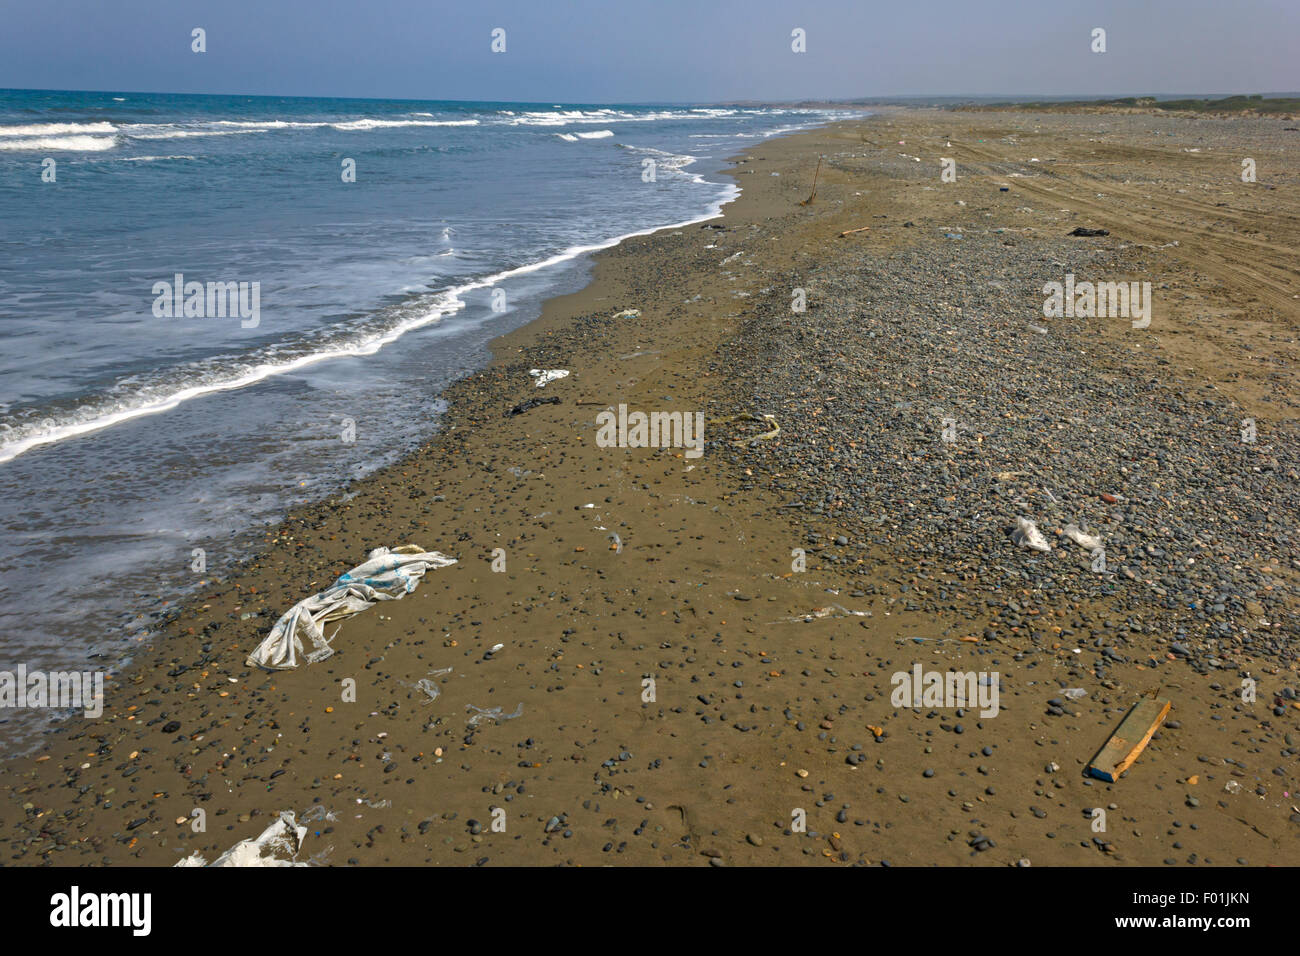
left=2, top=0, right=1296, bottom=102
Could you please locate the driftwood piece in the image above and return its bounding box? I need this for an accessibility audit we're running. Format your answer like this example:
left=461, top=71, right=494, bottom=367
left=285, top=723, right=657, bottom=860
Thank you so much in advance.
left=799, top=157, right=823, bottom=206
left=1086, top=694, right=1171, bottom=782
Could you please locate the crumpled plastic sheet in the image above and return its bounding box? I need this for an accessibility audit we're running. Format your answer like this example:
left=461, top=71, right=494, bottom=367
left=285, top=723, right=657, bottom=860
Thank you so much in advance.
left=529, top=369, right=569, bottom=387
left=174, top=811, right=313, bottom=867
left=466, top=702, right=523, bottom=728
left=300, top=805, right=339, bottom=824
left=409, top=667, right=452, bottom=702
left=1011, top=517, right=1052, bottom=552
left=246, top=545, right=456, bottom=670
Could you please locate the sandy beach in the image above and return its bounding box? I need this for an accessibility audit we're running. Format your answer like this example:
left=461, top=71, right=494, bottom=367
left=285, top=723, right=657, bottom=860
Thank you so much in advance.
left=4, top=108, right=1297, bottom=867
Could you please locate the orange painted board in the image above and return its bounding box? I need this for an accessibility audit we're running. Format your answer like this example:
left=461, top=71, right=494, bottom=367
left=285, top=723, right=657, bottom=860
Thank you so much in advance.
left=1086, top=696, right=1172, bottom=782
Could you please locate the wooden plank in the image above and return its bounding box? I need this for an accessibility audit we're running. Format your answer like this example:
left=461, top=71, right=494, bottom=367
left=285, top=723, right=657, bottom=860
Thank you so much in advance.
left=1086, top=695, right=1172, bottom=782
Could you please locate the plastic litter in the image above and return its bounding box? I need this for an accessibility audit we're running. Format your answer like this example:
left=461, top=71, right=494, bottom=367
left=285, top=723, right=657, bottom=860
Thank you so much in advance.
left=1062, top=524, right=1104, bottom=550
left=776, top=604, right=869, bottom=624
left=246, top=545, right=456, bottom=670
left=528, top=369, right=569, bottom=387
left=174, top=811, right=310, bottom=867
left=300, top=806, right=339, bottom=824
left=410, top=666, right=452, bottom=702
left=466, top=702, right=523, bottom=727
left=1011, top=517, right=1052, bottom=552
left=507, top=395, right=560, bottom=416
left=1062, top=688, right=1087, bottom=700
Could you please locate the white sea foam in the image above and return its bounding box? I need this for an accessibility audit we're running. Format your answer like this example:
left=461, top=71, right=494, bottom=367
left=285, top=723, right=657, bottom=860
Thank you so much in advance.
left=126, top=129, right=260, bottom=140
left=506, top=109, right=689, bottom=126
left=576, top=130, right=614, bottom=139
left=121, top=117, right=480, bottom=139
left=0, top=121, right=117, bottom=136
left=206, top=120, right=321, bottom=128
left=330, top=118, right=479, bottom=130
left=617, top=144, right=704, bottom=181
left=554, top=132, right=578, bottom=142
left=0, top=134, right=117, bottom=151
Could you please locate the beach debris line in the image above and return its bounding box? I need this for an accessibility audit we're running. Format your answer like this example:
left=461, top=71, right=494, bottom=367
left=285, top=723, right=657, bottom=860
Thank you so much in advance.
left=528, top=368, right=569, bottom=387
left=507, top=395, right=560, bottom=416
left=1011, top=516, right=1052, bottom=552
left=246, top=545, right=456, bottom=670
left=1086, top=693, right=1172, bottom=782
left=175, top=811, right=312, bottom=867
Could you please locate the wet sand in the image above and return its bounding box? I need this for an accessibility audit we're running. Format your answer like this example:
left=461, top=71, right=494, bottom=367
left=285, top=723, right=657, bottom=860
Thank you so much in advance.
left=4, top=109, right=1298, bottom=867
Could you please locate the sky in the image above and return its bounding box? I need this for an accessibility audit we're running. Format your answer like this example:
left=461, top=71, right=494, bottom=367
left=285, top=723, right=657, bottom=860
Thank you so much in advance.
left=1, top=0, right=1296, bottom=103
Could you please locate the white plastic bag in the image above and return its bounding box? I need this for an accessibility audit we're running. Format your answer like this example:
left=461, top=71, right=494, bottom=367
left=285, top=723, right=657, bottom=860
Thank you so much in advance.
left=246, top=545, right=456, bottom=670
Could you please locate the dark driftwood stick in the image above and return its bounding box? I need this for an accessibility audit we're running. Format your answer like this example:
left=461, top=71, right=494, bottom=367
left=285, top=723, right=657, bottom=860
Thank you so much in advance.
left=800, top=157, right=822, bottom=205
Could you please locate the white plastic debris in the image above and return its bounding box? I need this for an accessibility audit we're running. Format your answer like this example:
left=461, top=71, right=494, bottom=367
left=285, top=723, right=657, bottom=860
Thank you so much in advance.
left=413, top=678, right=442, bottom=701
left=408, top=666, right=452, bottom=702
left=528, top=369, right=569, bottom=387
left=1062, top=524, right=1103, bottom=550
left=301, top=806, right=339, bottom=824
left=247, top=545, right=457, bottom=670
left=612, top=309, right=641, bottom=319
left=466, top=702, right=523, bottom=727
left=1012, top=517, right=1052, bottom=552
left=174, top=812, right=309, bottom=867
left=775, top=604, right=869, bottom=624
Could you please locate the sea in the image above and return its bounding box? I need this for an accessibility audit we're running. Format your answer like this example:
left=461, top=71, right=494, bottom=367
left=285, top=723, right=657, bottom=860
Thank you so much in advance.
left=0, top=88, right=850, bottom=739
